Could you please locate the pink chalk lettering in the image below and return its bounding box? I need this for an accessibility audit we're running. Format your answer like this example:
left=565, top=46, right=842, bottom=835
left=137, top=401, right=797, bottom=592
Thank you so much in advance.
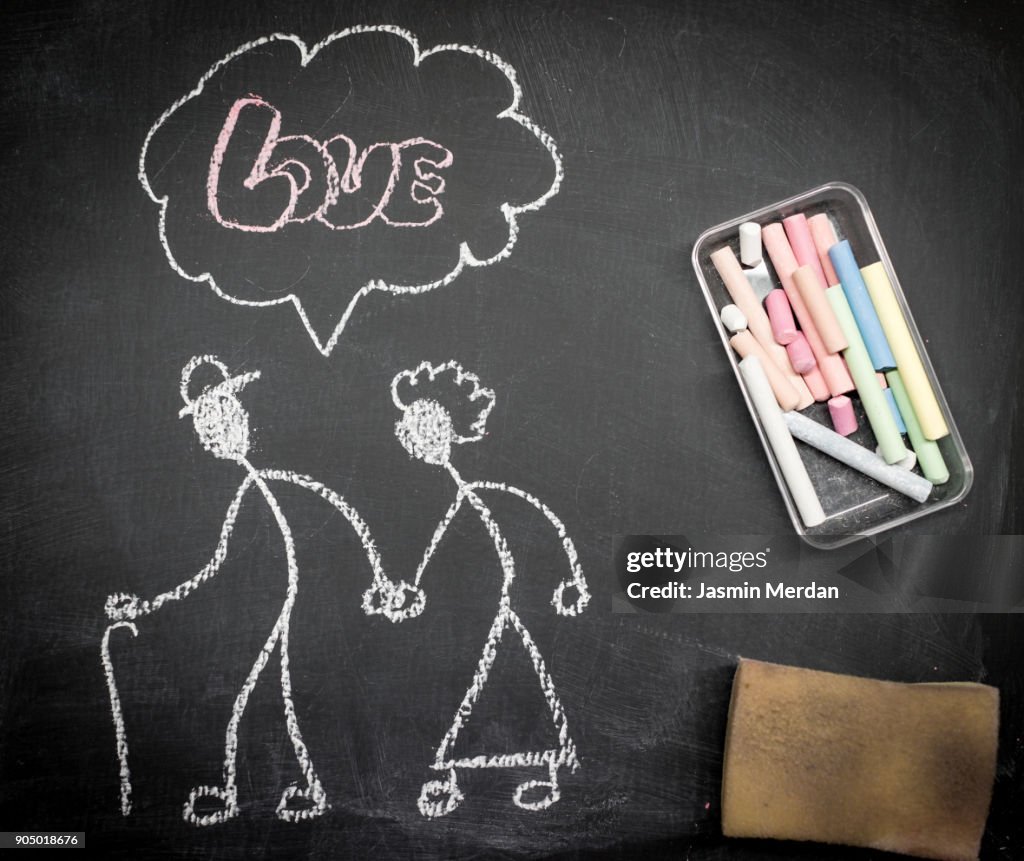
left=208, top=96, right=452, bottom=232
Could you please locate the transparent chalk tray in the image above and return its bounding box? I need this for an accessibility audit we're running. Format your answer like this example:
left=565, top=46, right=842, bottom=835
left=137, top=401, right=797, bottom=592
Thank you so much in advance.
left=692, top=182, right=972, bottom=549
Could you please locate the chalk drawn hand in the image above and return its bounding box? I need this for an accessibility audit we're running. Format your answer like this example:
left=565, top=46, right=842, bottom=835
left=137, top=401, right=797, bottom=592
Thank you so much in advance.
left=362, top=579, right=426, bottom=622
left=552, top=577, right=590, bottom=618
left=105, top=592, right=145, bottom=622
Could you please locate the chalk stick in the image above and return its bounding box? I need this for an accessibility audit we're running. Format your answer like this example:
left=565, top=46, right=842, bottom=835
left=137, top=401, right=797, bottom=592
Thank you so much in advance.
left=738, top=356, right=825, bottom=528
left=884, top=387, right=907, bottom=433
left=863, top=262, right=950, bottom=440
left=793, top=265, right=847, bottom=353
left=739, top=222, right=762, bottom=267
left=791, top=373, right=815, bottom=410
left=720, top=304, right=748, bottom=334
left=785, top=333, right=815, bottom=373
left=886, top=370, right=950, bottom=485
left=825, top=286, right=907, bottom=464
left=828, top=241, right=897, bottom=372
left=722, top=659, right=999, bottom=861
left=762, top=223, right=855, bottom=397
left=783, top=213, right=829, bottom=290
left=712, top=245, right=810, bottom=405
left=827, top=395, right=857, bottom=436
left=801, top=366, right=830, bottom=402
left=764, top=289, right=797, bottom=345
left=807, top=212, right=840, bottom=286
left=785, top=411, right=932, bottom=503
left=730, top=331, right=801, bottom=412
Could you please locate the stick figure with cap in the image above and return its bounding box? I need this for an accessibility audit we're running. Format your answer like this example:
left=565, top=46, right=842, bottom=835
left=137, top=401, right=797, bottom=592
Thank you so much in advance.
left=102, top=354, right=399, bottom=826
left=364, top=360, right=590, bottom=818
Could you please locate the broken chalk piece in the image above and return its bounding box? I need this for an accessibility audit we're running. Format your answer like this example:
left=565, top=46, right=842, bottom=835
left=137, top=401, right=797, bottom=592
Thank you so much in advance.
left=738, top=356, right=825, bottom=528
left=720, top=304, right=748, bottom=334
left=827, top=395, right=857, bottom=437
left=807, top=212, right=840, bottom=286
left=765, top=289, right=798, bottom=345
left=785, top=332, right=815, bottom=374
left=786, top=410, right=931, bottom=502
left=738, top=221, right=762, bottom=267
left=722, top=658, right=998, bottom=861
left=876, top=445, right=918, bottom=473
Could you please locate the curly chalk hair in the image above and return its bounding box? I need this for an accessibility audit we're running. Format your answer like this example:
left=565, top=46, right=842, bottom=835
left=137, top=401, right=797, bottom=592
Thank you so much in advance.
left=391, top=361, right=496, bottom=463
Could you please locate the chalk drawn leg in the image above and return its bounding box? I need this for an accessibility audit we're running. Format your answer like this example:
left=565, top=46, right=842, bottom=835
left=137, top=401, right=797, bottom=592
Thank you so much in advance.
left=101, top=622, right=139, bottom=816
left=275, top=628, right=327, bottom=822
left=506, top=609, right=576, bottom=811
left=418, top=605, right=578, bottom=816
left=183, top=614, right=285, bottom=826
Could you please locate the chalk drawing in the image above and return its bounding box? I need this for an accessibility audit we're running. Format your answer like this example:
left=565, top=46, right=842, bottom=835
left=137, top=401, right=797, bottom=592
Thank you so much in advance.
left=102, top=355, right=391, bottom=825
left=140, top=26, right=564, bottom=356
left=371, top=361, right=590, bottom=817
left=206, top=95, right=453, bottom=232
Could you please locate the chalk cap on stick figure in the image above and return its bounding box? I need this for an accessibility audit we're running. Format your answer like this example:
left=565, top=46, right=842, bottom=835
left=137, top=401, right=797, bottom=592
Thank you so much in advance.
left=178, top=355, right=261, bottom=461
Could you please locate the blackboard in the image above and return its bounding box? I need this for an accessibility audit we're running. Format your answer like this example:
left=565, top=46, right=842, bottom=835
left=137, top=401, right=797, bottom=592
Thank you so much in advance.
left=2, top=1, right=1022, bottom=858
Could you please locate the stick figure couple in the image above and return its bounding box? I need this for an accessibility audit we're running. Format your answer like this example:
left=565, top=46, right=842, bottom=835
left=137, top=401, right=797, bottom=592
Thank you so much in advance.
left=103, top=355, right=589, bottom=825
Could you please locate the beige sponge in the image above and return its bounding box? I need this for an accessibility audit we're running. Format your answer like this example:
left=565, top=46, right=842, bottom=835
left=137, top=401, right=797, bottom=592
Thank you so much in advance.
left=721, top=658, right=999, bottom=861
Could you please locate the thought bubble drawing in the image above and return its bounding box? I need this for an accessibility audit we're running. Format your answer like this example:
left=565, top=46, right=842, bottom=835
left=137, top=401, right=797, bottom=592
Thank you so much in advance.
left=140, top=25, right=563, bottom=355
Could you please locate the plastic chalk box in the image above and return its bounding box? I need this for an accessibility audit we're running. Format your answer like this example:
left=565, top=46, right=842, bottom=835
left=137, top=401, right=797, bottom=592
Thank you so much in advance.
left=692, top=182, right=972, bottom=549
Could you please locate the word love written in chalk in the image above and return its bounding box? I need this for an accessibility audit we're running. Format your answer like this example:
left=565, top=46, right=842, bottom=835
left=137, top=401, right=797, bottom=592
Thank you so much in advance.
left=208, top=96, right=453, bottom=233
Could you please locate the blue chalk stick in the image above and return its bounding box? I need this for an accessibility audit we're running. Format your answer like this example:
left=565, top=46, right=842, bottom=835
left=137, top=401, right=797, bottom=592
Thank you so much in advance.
left=828, top=240, right=897, bottom=372
left=884, top=387, right=906, bottom=434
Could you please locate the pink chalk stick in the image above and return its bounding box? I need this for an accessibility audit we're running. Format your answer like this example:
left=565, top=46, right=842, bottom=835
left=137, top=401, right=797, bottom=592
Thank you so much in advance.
left=765, top=289, right=798, bottom=344
left=802, top=366, right=830, bottom=402
left=785, top=332, right=816, bottom=374
left=828, top=395, right=858, bottom=436
left=793, top=265, right=847, bottom=354
left=762, top=223, right=855, bottom=397
left=807, top=213, right=840, bottom=286
left=783, top=214, right=829, bottom=291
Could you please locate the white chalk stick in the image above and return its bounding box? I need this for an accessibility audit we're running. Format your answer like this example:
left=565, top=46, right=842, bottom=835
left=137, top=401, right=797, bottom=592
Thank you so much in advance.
left=720, top=304, right=748, bottom=334
left=739, top=356, right=826, bottom=528
left=739, top=222, right=763, bottom=267
left=784, top=411, right=932, bottom=504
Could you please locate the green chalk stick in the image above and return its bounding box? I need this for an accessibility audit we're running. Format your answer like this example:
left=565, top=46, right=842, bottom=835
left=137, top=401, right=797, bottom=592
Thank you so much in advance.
left=825, top=286, right=907, bottom=464
left=885, top=370, right=950, bottom=485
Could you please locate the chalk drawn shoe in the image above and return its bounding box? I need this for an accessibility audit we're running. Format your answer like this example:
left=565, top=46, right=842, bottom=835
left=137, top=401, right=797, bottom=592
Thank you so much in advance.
left=183, top=785, right=238, bottom=826
left=417, top=775, right=463, bottom=818
left=276, top=784, right=328, bottom=822
left=513, top=777, right=561, bottom=811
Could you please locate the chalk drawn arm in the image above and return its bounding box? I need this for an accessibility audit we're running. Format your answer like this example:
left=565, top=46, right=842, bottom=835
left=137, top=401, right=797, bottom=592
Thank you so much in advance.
left=265, top=470, right=425, bottom=623
left=470, top=482, right=590, bottom=616
left=104, top=475, right=255, bottom=622
left=369, top=492, right=468, bottom=623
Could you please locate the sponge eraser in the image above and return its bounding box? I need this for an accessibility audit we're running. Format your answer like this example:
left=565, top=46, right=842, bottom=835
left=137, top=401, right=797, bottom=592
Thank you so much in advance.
left=721, top=658, right=999, bottom=861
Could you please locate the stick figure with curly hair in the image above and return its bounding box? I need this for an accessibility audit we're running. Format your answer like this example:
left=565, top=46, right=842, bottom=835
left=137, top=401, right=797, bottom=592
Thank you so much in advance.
left=364, top=360, right=590, bottom=818
left=101, top=355, right=400, bottom=826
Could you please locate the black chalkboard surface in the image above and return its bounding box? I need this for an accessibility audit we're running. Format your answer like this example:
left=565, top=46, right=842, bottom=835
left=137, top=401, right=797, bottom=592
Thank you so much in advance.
left=2, top=1, right=1022, bottom=858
